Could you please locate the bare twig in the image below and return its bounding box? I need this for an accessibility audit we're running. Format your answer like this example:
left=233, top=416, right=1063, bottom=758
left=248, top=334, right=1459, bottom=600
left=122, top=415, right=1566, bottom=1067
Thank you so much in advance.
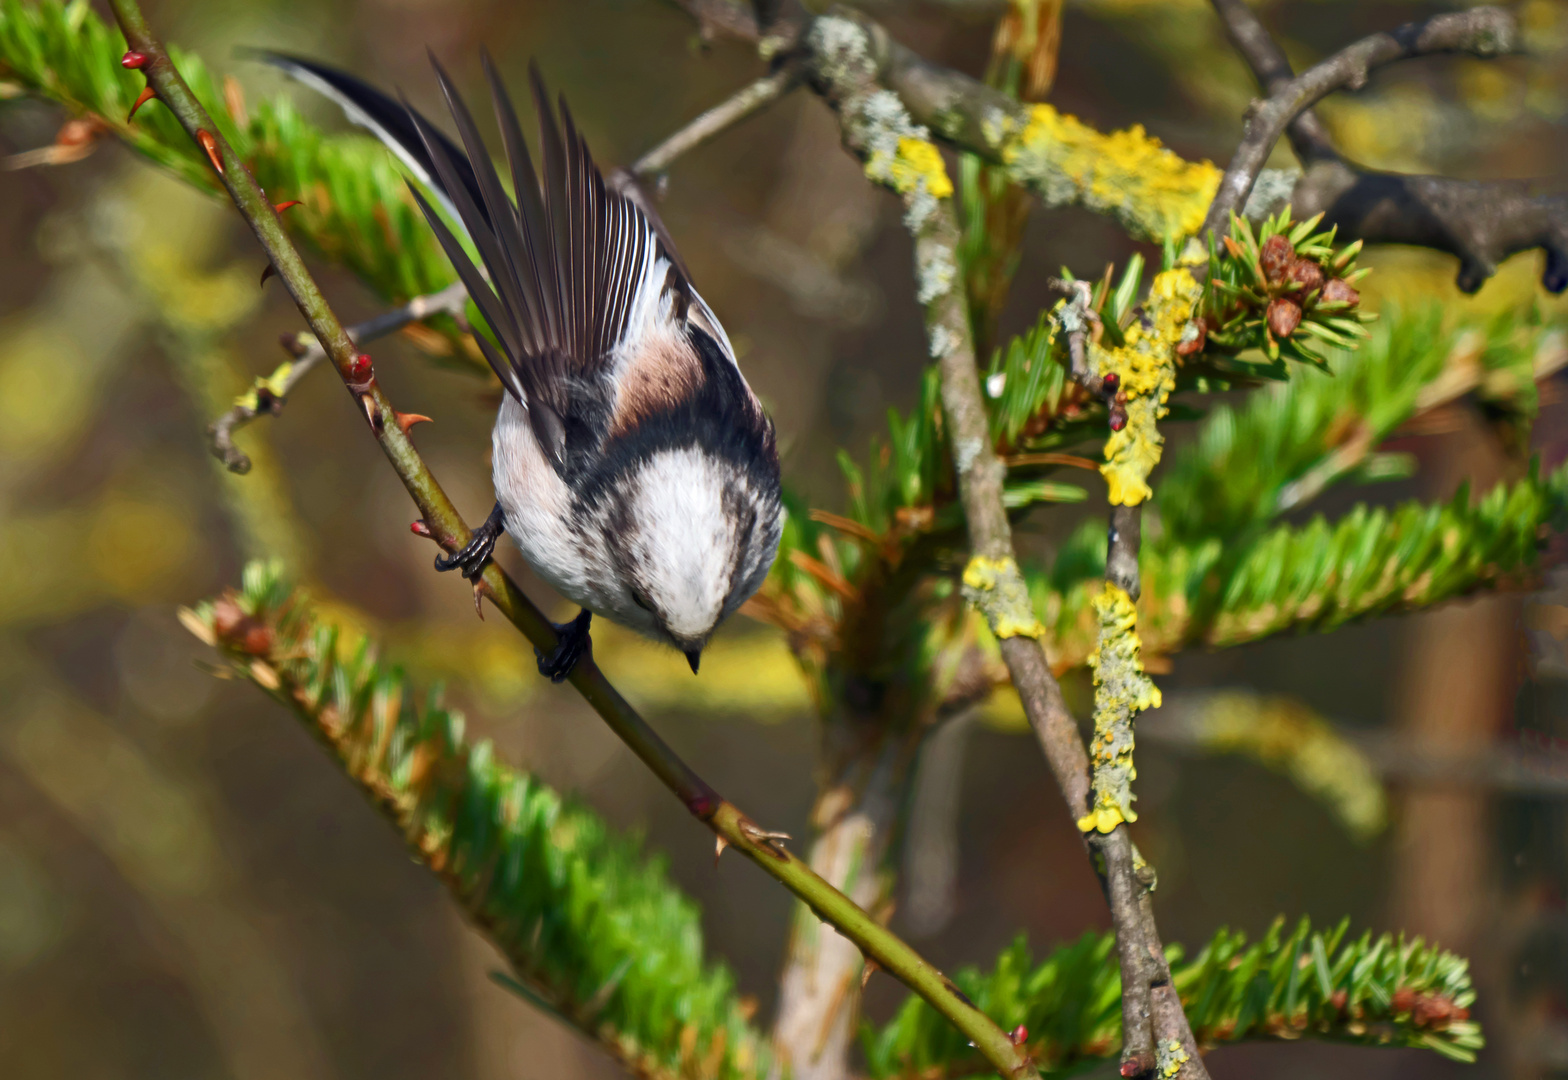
left=1202, top=6, right=1519, bottom=238
left=1209, top=0, right=1568, bottom=294
left=631, top=63, right=803, bottom=179
left=676, top=1, right=1562, bottom=291
left=109, top=3, right=1038, bottom=1069
left=208, top=281, right=467, bottom=474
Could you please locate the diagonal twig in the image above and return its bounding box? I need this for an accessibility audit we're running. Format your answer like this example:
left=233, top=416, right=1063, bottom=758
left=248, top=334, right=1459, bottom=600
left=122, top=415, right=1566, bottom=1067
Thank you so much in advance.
left=1201, top=6, right=1519, bottom=238
left=208, top=281, right=467, bottom=474
left=631, top=62, right=802, bottom=179
left=1209, top=0, right=1567, bottom=294
left=105, top=1, right=1036, bottom=1072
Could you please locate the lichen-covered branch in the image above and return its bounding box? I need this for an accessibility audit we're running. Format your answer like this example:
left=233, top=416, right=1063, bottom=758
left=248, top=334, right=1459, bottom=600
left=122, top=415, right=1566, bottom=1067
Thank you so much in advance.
left=797, top=15, right=1208, bottom=1076
left=1209, top=0, right=1568, bottom=294
left=673, top=0, right=1563, bottom=291
left=1201, top=6, right=1520, bottom=237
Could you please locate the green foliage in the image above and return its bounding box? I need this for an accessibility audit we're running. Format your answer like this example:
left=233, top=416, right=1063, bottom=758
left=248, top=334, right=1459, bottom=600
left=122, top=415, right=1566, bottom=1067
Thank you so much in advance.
left=865, top=916, right=1482, bottom=1078
left=0, top=0, right=477, bottom=362
left=1035, top=455, right=1568, bottom=664
left=765, top=298, right=1568, bottom=676
left=1158, top=305, right=1560, bottom=547
left=1201, top=208, right=1374, bottom=368
left=182, top=561, right=769, bottom=1080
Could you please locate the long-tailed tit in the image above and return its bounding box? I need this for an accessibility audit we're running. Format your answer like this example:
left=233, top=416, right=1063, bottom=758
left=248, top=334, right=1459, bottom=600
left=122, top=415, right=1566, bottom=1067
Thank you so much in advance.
left=260, top=52, right=783, bottom=680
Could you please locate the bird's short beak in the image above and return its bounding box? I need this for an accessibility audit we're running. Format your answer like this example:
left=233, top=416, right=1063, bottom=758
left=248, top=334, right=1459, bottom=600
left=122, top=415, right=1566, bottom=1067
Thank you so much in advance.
left=685, top=649, right=701, bottom=674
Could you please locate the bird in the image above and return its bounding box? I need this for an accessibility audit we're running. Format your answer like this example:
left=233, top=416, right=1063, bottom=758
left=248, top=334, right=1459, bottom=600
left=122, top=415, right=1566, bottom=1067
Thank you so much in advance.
left=256, top=51, right=783, bottom=681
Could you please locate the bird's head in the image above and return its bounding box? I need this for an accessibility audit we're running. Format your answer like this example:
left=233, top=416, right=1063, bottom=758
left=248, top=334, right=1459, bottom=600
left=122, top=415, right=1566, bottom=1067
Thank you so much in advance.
left=611, top=446, right=781, bottom=672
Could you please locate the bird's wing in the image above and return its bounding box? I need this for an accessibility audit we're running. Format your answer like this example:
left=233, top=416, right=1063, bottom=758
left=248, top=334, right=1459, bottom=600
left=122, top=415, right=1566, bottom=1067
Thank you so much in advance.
left=256, top=50, right=702, bottom=468
left=245, top=49, right=481, bottom=230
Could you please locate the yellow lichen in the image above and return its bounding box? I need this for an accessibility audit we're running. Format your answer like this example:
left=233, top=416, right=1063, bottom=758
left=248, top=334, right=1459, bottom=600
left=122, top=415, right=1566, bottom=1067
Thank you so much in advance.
left=233, top=359, right=295, bottom=413
left=1097, top=267, right=1203, bottom=506
left=961, top=555, right=1045, bottom=639
left=1077, top=582, right=1161, bottom=835
left=883, top=136, right=954, bottom=199
left=1003, top=105, right=1221, bottom=242
left=1158, top=1038, right=1190, bottom=1078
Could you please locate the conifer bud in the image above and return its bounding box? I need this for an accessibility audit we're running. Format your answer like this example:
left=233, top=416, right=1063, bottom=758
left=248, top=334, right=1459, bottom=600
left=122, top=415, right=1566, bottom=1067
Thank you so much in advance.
left=1321, top=278, right=1361, bottom=308
left=1266, top=297, right=1302, bottom=339
left=1260, top=234, right=1294, bottom=281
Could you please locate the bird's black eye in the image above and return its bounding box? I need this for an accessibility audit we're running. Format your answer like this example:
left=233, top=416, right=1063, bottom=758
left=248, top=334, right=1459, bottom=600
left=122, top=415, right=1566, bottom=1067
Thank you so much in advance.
left=629, top=588, right=653, bottom=613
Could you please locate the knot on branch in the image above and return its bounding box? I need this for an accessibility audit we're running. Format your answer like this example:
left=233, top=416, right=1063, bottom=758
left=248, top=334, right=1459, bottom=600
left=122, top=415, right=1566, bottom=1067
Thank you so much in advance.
left=961, top=556, right=1044, bottom=640
left=1079, top=582, right=1161, bottom=835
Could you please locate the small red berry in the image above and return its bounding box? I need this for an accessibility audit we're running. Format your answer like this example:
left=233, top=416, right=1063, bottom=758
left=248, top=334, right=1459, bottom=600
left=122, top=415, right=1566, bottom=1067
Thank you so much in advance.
left=121, top=50, right=147, bottom=69
left=1101, top=372, right=1120, bottom=394
left=1010, top=1025, right=1029, bottom=1046
left=1176, top=316, right=1208, bottom=358
left=347, top=353, right=373, bottom=382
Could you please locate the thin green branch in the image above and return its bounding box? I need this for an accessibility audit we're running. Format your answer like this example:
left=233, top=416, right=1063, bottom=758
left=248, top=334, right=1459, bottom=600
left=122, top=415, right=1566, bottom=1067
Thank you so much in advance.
left=104, top=0, right=1027, bottom=1068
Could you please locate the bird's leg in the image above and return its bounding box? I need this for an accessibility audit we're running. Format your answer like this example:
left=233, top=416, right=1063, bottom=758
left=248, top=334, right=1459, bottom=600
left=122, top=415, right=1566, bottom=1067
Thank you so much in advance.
left=536, top=608, right=592, bottom=683
left=435, top=501, right=505, bottom=580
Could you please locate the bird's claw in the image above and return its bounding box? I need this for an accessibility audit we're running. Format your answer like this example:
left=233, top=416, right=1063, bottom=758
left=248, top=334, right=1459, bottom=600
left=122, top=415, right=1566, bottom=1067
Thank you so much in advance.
left=536, top=608, right=592, bottom=683
left=435, top=501, right=505, bottom=581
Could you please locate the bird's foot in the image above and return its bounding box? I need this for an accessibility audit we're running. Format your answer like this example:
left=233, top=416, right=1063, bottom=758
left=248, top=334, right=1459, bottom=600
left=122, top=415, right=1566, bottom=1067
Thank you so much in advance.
left=536, top=608, right=592, bottom=683
left=435, top=501, right=505, bottom=581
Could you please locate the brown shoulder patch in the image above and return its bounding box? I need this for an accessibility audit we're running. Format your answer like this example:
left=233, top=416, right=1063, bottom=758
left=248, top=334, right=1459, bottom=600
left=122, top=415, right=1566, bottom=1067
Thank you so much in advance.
left=609, top=331, right=703, bottom=437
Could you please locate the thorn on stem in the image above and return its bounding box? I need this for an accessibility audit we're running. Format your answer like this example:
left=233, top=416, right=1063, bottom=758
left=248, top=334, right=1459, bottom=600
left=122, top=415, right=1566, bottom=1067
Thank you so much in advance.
left=196, top=129, right=223, bottom=174
left=394, top=411, right=433, bottom=435
left=861, top=960, right=881, bottom=990
left=259, top=262, right=276, bottom=288
left=127, top=85, right=157, bottom=121
left=120, top=50, right=147, bottom=69
left=273, top=199, right=301, bottom=214
left=361, top=395, right=384, bottom=432
left=738, top=819, right=792, bottom=858
left=714, top=835, right=728, bottom=866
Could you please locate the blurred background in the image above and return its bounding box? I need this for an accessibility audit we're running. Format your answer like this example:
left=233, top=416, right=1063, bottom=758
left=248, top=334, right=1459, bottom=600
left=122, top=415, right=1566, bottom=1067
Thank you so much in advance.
left=1, top=0, right=1567, bottom=1077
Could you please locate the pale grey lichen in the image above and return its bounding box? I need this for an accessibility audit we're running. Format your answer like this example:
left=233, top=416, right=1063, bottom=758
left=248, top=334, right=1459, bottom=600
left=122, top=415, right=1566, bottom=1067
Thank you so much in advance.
left=916, top=242, right=956, bottom=304
left=928, top=322, right=959, bottom=360
left=1241, top=167, right=1301, bottom=223
left=954, top=435, right=983, bottom=476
